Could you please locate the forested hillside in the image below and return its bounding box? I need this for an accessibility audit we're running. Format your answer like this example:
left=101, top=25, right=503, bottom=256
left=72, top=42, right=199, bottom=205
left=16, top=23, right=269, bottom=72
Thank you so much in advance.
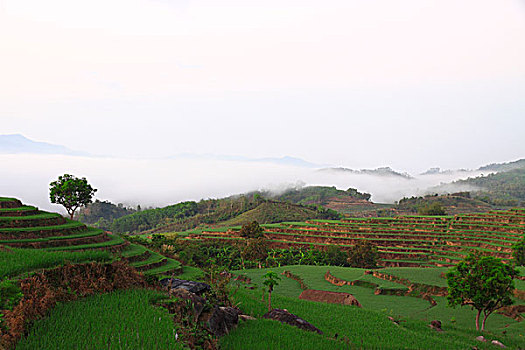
left=446, top=168, right=525, bottom=206
left=110, top=195, right=340, bottom=234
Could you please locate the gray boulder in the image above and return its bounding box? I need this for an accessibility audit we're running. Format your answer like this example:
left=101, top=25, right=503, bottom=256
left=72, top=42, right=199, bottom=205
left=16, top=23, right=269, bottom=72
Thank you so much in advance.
left=207, top=306, right=240, bottom=337
left=160, top=278, right=210, bottom=295
left=262, top=309, right=323, bottom=335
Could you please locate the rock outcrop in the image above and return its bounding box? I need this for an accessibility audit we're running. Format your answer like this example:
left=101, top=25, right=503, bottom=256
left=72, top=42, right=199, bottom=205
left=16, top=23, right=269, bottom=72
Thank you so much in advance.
left=263, top=309, right=323, bottom=334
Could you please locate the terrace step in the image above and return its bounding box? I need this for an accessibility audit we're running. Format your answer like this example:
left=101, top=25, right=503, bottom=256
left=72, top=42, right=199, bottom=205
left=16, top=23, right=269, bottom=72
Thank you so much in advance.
left=0, top=198, right=22, bottom=209
left=0, top=206, right=40, bottom=217
left=0, top=214, right=67, bottom=228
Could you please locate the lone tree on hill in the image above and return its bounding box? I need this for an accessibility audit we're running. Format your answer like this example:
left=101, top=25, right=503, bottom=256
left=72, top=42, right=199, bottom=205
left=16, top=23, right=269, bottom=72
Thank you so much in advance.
left=50, top=174, right=97, bottom=220
left=446, top=251, right=519, bottom=331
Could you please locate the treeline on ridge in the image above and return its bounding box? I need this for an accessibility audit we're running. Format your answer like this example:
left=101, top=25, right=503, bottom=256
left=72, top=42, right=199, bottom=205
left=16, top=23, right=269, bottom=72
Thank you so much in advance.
left=97, top=193, right=341, bottom=234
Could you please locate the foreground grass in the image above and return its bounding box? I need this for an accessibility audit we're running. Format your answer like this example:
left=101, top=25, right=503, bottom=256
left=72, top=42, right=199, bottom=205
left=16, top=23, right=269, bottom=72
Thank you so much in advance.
left=17, top=289, right=184, bottom=350
left=229, top=266, right=524, bottom=349
left=0, top=247, right=111, bottom=279
left=223, top=287, right=524, bottom=350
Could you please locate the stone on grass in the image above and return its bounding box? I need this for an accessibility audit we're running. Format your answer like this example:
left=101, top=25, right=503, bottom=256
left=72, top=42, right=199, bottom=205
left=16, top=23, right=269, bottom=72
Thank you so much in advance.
left=160, top=278, right=210, bottom=295
left=262, top=309, right=323, bottom=335
left=207, top=306, right=240, bottom=337
left=491, top=340, right=506, bottom=348
left=429, top=320, right=443, bottom=332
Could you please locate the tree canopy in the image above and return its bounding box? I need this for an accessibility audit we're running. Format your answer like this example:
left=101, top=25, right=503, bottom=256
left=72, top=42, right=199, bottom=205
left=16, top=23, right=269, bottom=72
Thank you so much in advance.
left=49, top=174, right=97, bottom=220
left=446, top=252, right=519, bottom=331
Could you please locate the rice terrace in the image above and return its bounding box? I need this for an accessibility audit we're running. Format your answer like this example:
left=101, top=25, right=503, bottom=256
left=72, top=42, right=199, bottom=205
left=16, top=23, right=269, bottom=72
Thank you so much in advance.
left=1, top=176, right=524, bottom=349
left=2, top=1, right=525, bottom=349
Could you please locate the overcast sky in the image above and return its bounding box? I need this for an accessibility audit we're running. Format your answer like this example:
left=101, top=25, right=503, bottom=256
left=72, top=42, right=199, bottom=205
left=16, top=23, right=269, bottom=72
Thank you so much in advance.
left=1, top=0, right=524, bottom=173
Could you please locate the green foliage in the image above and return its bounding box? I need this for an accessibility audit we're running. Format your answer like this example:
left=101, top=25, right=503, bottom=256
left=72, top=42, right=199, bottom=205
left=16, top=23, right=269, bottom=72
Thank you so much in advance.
left=49, top=174, right=97, bottom=219
left=417, top=202, right=447, bottom=215
left=0, top=278, right=22, bottom=310
left=446, top=252, right=519, bottom=331
left=262, top=271, right=280, bottom=292
left=239, top=221, right=264, bottom=238
left=511, top=236, right=525, bottom=266
left=111, top=201, right=199, bottom=233
left=78, top=200, right=136, bottom=229
left=455, top=168, right=525, bottom=206
left=268, top=185, right=371, bottom=205
left=262, top=270, right=280, bottom=311
left=347, top=241, right=378, bottom=268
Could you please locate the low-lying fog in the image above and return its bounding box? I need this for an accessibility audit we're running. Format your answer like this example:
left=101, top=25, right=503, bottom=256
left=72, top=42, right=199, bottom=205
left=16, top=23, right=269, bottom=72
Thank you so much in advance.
left=0, top=154, right=486, bottom=214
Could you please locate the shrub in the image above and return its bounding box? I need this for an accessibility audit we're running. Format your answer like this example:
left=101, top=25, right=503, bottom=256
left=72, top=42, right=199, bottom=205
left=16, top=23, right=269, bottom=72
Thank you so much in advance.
left=512, top=236, right=525, bottom=266
left=347, top=241, right=378, bottom=268
left=239, top=221, right=264, bottom=239
left=417, top=202, right=446, bottom=215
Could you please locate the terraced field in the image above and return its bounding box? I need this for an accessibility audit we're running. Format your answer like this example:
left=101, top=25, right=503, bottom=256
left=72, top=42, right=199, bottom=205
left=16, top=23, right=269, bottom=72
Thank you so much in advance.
left=0, top=197, right=181, bottom=276
left=182, top=208, right=525, bottom=267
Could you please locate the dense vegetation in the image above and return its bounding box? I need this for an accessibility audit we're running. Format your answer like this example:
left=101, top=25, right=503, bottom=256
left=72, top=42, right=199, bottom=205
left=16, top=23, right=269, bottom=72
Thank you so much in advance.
left=265, top=186, right=371, bottom=205
left=78, top=199, right=136, bottom=229
left=111, top=196, right=340, bottom=234
left=137, top=235, right=377, bottom=271
left=398, top=193, right=492, bottom=215
left=449, top=168, right=525, bottom=206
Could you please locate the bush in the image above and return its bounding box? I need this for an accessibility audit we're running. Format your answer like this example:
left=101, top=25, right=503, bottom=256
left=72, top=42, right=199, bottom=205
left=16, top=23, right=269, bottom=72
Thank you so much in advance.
left=418, top=202, right=446, bottom=216
left=239, top=221, right=264, bottom=239
left=347, top=241, right=378, bottom=268
left=512, top=237, right=525, bottom=266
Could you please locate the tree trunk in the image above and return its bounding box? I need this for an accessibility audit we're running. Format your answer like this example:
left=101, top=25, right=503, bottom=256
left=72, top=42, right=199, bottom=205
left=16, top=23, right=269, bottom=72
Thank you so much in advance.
left=481, top=312, right=490, bottom=331
left=268, top=291, right=272, bottom=312
left=475, top=309, right=481, bottom=331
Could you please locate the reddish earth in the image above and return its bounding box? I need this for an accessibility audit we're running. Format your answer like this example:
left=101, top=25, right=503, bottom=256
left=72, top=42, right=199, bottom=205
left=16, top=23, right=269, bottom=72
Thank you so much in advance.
left=299, top=289, right=362, bottom=307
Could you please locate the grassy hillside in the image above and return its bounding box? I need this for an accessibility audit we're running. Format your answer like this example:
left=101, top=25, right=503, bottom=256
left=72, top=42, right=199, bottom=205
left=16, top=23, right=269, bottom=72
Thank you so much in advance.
left=454, top=168, right=525, bottom=206
left=219, top=201, right=334, bottom=226
left=397, top=193, right=494, bottom=215
left=221, top=265, right=524, bottom=349
left=111, top=196, right=340, bottom=234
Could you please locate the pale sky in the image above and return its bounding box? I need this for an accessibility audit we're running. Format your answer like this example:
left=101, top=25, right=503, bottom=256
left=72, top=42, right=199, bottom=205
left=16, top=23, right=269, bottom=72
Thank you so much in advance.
left=1, top=0, right=524, bottom=173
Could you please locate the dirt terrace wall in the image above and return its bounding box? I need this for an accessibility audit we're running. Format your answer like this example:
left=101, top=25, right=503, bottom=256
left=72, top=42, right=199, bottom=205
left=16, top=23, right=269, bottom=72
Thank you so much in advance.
left=0, top=225, right=87, bottom=240
left=0, top=216, right=67, bottom=229
left=299, top=289, right=362, bottom=307
left=0, top=200, right=22, bottom=209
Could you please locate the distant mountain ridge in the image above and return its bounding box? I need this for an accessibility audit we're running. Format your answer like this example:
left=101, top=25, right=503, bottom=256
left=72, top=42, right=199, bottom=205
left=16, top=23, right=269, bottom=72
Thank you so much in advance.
left=0, top=134, right=88, bottom=156
left=318, top=166, right=413, bottom=179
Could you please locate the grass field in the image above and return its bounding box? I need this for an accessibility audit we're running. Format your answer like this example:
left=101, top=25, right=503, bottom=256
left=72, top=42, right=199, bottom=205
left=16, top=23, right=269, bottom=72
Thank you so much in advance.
left=0, top=247, right=111, bottom=279
left=225, top=265, right=525, bottom=349
left=17, top=289, right=185, bottom=350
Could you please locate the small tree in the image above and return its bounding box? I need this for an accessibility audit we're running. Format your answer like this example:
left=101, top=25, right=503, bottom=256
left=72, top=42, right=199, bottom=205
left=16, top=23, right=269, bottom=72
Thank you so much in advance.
left=347, top=241, right=378, bottom=268
left=512, top=236, right=525, bottom=266
left=418, top=202, right=446, bottom=215
left=262, top=271, right=280, bottom=311
left=49, top=174, right=97, bottom=219
left=446, top=252, right=518, bottom=331
left=239, top=221, right=264, bottom=239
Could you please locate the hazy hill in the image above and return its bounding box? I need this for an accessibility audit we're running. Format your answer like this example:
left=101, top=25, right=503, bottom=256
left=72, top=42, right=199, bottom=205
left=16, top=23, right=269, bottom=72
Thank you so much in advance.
left=396, top=193, right=494, bottom=215
left=0, top=134, right=88, bottom=156
left=438, top=168, right=525, bottom=206
left=318, top=166, right=413, bottom=179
